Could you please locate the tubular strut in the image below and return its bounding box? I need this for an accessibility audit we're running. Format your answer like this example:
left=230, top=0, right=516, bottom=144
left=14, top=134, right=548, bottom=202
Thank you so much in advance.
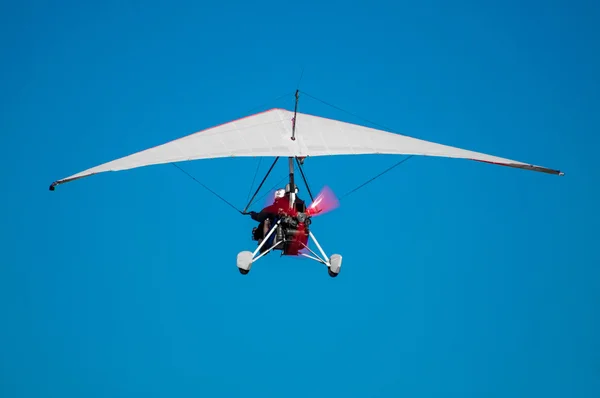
left=242, top=156, right=280, bottom=214
left=243, top=90, right=313, bottom=214
left=295, top=157, right=315, bottom=202
left=291, top=90, right=299, bottom=141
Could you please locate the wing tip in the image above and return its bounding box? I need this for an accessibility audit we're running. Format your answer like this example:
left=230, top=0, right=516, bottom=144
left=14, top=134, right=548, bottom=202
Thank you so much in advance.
left=49, top=182, right=57, bottom=191
left=519, top=165, right=564, bottom=176
left=472, top=159, right=563, bottom=176
left=536, top=166, right=564, bottom=176
left=533, top=166, right=564, bottom=176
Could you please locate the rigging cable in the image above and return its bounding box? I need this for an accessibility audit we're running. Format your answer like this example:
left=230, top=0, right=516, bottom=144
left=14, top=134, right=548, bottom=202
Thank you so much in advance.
left=246, top=157, right=263, bottom=202
left=171, top=163, right=243, bottom=214
left=169, top=92, right=294, bottom=215
left=242, top=157, right=280, bottom=214
left=250, top=174, right=289, bottom=207
left=339, top=155, right=414, bottom=199
left=300, top=90, right=398, bottom=133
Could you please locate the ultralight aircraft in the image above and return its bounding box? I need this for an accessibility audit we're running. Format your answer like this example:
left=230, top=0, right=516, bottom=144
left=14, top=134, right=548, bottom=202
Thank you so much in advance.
left=49, top=90, right=563, bottom=277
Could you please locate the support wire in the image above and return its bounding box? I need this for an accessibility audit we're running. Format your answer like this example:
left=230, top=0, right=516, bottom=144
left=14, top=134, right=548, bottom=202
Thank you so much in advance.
left=169, top=92, right=294, bottom=215
left=171, top=163, right=243, bottom=214
left=242, top=157, right=280, bottom=214
left=339, top=156, right=414, bottom=199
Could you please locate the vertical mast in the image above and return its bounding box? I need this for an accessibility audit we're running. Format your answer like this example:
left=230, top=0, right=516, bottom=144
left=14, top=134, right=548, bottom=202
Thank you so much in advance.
left=291, top=89, right=299, bottom=141
left=288, top=158, right=295, bottom=209
left=289, top=90, right=299, bottom=209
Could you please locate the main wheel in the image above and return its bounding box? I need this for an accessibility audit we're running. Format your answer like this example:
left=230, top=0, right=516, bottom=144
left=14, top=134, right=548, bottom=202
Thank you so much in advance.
left=237, top=251, right=253, bottom=275
left=328, top=254, right=342, bottom=278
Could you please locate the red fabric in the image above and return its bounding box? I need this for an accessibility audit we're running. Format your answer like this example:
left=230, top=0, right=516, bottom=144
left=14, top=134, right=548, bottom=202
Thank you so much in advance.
left=260, top=196, right=308, bottom=256
left=260, top=196, right=297, bottom=217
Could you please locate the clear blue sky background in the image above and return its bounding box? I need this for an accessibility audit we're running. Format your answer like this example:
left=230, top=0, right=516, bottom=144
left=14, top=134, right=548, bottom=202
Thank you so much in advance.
left=1, top=0, right=598, bottom=397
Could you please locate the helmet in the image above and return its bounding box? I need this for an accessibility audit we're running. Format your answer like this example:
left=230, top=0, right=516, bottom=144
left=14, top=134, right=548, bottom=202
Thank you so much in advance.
left=274, top=188, right=286, bottom=199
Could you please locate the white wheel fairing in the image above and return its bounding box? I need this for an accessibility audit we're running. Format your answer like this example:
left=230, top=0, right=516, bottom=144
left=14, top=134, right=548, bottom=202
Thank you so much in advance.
left=329, top=254, right=342, bottom=274
left=237, top=251, right=253, bottom=272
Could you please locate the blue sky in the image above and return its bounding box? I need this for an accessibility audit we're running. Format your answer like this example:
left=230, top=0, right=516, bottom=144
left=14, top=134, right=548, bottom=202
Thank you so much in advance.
left=1, top=0, right=599, bottom=397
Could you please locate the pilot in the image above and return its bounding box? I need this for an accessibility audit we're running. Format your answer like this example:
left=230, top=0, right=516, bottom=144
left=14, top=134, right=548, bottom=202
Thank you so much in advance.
left=249, top=186, right=307, bottom=247
left=250, top=188, right=287, bottom=222
left=250, top=188, right=288, bottom=245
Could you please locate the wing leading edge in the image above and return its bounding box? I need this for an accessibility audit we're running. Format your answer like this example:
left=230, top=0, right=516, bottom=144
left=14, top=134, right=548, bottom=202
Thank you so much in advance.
left=49, top=108, right=563, bottom=190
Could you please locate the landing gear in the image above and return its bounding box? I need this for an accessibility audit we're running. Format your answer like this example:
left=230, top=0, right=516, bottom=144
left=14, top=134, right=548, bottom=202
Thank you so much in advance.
left=236, top=251, right=253, bottom=274
left=300, top=231, right=342, bottom=278
left=237, top=221, right=342, bottom=277
left=327, top=254, right=342, bottom=278
left=236, top=219, right=282, bottom=275
left=238, top=148, right=342, bottom=277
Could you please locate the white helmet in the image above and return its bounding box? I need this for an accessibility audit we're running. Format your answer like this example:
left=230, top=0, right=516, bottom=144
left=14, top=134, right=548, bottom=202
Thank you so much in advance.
left=274, top=188, right=286, bottom=199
